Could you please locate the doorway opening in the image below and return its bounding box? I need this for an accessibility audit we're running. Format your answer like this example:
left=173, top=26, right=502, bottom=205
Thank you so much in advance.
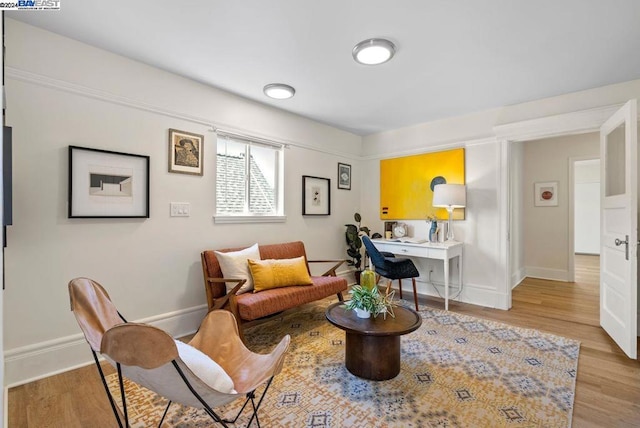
left=509, top=134, right=601, bottom=326
left=499, top=101, right=637, bottom=359
left=572, top=157, right=600, bottom=317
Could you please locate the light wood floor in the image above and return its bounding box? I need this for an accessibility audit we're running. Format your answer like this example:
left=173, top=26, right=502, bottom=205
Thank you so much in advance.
left=8, top=255, right=640, bottom=427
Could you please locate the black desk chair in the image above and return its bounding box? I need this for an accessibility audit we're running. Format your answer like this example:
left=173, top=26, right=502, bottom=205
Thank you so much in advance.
left=362, top=236, right=420, bottom=311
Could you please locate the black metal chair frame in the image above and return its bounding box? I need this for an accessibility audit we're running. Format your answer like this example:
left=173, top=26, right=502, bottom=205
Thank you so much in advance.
left=87, top=311, right=273, bottom=428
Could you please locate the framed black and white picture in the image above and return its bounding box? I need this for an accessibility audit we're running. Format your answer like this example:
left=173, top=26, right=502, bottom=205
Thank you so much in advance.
left=69, top=146, right=150, bottom=218
left=302, top=175, right=330, bottom=215
left=168, top=128, right=204, bottom=176
left=338, top=162, right=351, bottom=190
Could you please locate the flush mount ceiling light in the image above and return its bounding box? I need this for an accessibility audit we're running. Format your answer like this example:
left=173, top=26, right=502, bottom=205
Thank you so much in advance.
left=352, top=38, right=396, bottom=65
left=263, top=83, right=296, bottom=99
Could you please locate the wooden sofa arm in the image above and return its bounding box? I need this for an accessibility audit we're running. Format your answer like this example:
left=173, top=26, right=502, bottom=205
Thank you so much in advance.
left=204, top=277, right=248, bottom=341
left=204, top=277, right=246, bottom=311
left=307, top=259, right=347, bottom=277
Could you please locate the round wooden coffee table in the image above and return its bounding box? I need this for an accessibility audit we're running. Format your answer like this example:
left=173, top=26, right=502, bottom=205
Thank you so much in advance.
left=325, top=302, right=422, bottom=380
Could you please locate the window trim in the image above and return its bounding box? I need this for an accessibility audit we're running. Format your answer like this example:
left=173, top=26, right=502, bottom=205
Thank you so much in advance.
left=213, top=214, right=287, bottom=224
left=215, top=131, right=285, bottom=221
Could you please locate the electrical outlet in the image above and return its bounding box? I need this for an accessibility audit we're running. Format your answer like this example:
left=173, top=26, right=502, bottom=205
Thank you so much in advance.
left=170, top=202, right=190, bottom=217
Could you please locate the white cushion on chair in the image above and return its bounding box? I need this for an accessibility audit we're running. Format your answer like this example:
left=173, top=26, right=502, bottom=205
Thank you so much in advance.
left=175, top=340, right=236, bottom=394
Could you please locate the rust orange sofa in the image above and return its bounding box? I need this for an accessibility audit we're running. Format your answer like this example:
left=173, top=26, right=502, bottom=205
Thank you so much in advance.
left=201, top=241, right=347, bottom=338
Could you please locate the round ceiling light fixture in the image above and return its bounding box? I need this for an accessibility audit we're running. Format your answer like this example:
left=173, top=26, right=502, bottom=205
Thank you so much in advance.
left=352, top=38, right=396, bottom=65
left=263, top=83, right=296, bottom=99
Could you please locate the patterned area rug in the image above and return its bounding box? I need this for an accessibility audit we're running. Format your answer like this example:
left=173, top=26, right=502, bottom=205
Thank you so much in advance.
left=106, top=298, right=579, bottom=427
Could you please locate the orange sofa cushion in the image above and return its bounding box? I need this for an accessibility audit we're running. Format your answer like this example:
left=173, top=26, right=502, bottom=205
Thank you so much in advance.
left=236, top=275, right=347, bottom=321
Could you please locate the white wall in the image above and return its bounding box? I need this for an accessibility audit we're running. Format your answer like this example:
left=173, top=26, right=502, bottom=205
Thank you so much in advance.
left=360, top=140, right=505, bottom=308
left=361, top=84, right=640, bottom=310
left=574, top=159, right=600, bottom=254
left=3, top=19, right=362, bottom=385
left=522, top=134, right=599, bottom=281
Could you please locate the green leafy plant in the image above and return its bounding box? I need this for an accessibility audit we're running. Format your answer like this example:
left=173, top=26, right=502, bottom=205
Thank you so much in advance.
left=345, top=285, right=396, bottom=318
left=345, top=212, right=381, bottom=271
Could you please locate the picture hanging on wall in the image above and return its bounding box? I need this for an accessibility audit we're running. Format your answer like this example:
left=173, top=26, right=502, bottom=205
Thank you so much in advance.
left=337, top=162, right=351, bottom=190
left=168, top=128, right=204, bottom=176
left=302, top=175, right=331, bottom=215
left=534, top=181, right=558, bottom=207
left=68, top=146, right=150, bottom=218
left=379, top=148, right=465, bottom=220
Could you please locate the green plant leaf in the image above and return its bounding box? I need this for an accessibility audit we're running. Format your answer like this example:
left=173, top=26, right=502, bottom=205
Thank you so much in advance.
left=347, top=248, right=360, bottom=258
left=346, top=284, right=394, bottom=315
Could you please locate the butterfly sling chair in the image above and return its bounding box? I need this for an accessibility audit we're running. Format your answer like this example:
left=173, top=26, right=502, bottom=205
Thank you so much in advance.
left=69, top=277, right=290, bottom=428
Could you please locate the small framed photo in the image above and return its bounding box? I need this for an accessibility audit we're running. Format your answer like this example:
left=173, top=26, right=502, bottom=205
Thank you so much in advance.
left=168, top=128, right=204, bottom=176
left=69, top=146, right=150, bottom=218
left=534, top=181, right=558, bottom=207
left=337, top=162, right=351, bottom=190
left=302, top=175, right=331, bottom=215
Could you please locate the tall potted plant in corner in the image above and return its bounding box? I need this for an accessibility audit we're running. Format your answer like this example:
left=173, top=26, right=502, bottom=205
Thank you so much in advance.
left=345, top=212, right=381, bottom=283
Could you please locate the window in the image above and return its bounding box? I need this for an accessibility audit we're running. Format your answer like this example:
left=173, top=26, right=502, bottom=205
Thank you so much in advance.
left=215, top=132, right=285, bottom=222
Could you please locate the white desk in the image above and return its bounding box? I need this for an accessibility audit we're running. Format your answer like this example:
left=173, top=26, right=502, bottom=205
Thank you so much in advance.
left=371, top=239, right=463, bottom=311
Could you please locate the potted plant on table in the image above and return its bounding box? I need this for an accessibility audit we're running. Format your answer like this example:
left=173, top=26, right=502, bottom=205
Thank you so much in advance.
left=345, top=212, right=381, bottom=283
left=345, top=283, right=396, bottom=319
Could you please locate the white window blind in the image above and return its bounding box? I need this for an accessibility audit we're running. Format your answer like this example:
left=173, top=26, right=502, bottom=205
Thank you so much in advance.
left=215, top=132, right=285, bottom=222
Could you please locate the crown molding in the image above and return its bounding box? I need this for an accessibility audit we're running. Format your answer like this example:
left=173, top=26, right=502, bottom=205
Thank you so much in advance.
left=5, top=66, right=361, bottom=160
left=360, top=136, right=497, bottom=161
left=493, top=104, right=625, bottom=142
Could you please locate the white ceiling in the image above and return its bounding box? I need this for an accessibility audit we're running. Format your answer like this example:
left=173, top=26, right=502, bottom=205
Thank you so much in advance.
left=9, top=1, right=640, bottom=136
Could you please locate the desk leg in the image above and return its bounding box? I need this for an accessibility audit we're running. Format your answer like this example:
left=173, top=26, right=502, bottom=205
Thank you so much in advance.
left=444, top=257, right=449, bottom=311
left=459, top=252, right=463, bottom=298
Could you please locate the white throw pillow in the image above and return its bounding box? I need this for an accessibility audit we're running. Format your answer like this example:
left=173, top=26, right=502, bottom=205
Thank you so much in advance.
left=175, top=340, right=236, bottom=394
left=214, top=243, right=261, bottom=294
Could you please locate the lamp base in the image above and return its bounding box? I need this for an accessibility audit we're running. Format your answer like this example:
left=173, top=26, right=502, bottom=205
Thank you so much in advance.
left=446, top=208, right=455, bottom=241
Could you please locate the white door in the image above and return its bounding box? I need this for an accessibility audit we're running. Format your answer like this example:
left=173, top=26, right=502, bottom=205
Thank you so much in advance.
left=600, top=99, right=638, bottom=359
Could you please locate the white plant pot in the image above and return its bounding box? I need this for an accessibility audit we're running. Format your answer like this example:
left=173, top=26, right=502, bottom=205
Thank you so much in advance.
left=354, top=308, right=371, bottom=318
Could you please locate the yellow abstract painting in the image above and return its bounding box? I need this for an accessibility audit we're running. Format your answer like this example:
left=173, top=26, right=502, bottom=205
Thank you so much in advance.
left=380, top=148, right=465, bottom=220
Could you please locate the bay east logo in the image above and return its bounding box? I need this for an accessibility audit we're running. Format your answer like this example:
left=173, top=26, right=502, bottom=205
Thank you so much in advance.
left=0, top=0, right=60, bottom=9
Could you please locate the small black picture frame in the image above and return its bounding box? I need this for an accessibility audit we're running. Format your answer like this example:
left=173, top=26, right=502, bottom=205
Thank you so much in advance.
left=302, top=175, right=330, bottom=215
left=69, top=146, right=150, bottom=218
left=338, top=162, right=351, bottom=190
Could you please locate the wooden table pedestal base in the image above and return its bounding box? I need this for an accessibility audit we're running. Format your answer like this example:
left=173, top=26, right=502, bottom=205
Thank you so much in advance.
left=345, top=333, right=400, bottom=381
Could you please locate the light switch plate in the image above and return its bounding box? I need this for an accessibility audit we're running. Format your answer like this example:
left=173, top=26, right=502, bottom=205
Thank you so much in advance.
left=170, top=202, right=190, bottom=217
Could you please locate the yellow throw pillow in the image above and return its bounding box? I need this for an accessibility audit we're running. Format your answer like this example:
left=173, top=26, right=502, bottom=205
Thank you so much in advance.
left=248, top=256, right=313, bottom=292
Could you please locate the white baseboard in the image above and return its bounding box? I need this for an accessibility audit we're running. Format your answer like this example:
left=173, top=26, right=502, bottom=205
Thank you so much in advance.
left=5, top=270, right=354, bottom=388
left=411, top=279, right=502, bottom=309
left=4, top=304, right=208, bottom=387
left=524, top=266, right=570, bottom=282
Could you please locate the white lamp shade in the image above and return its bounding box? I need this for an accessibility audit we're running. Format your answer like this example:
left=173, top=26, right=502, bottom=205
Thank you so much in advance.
left=433, top=184, right=466, bottom=208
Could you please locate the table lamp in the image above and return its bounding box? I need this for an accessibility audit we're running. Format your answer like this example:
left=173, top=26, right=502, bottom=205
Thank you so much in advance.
left=432, top=184, right=466, bottom=241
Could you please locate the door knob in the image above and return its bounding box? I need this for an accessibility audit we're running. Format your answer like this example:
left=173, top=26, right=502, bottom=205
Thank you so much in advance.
left=615, top=235, right=629, bottom=260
